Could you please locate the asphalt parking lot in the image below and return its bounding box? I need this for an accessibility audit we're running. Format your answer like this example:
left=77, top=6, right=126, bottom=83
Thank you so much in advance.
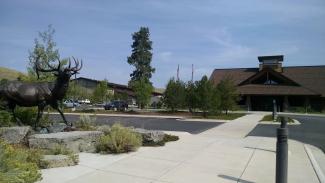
left=50, top=114, right=224, bottom=134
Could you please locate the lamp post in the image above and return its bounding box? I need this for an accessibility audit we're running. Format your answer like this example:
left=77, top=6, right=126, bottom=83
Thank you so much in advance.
left=276, top=116, right=288, bottom=183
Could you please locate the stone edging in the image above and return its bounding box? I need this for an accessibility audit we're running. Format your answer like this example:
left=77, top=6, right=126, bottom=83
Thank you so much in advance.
left=304, top=144, right=325, bottom=183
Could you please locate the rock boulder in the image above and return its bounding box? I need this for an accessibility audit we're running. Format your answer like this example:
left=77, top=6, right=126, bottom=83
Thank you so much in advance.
left=28, top=131, right=104, bottom=153
left=133, top=128, right=165, bottom=143
left=0, top=126, right=32, bottom=144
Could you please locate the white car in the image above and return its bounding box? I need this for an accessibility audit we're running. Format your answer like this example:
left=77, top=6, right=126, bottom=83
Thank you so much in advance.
left=63, top=100, right=80, bottom=108
left=78, top=99, right=91, bottom=104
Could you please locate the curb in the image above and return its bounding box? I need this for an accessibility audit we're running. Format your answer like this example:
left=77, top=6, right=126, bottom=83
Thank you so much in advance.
left=176, top=118, right=229, bottom=123
left=304, top=144, right=325, bottom=183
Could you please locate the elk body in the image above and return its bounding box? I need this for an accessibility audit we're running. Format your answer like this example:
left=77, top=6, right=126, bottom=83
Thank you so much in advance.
left=0, top=57, right=82, bottom=128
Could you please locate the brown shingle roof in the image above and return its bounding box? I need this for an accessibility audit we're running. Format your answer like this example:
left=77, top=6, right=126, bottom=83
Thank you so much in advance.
left=210, top=66, right=325, bottom=96
left=237, top=84, right=318, bottom=96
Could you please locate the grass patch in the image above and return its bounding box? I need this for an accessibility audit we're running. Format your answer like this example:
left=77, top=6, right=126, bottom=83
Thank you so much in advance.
left=0, top=140, right=42, bottom=183
left=192, top=113, right=245, bottom=120
left=260, top=115, right=294, bottom=123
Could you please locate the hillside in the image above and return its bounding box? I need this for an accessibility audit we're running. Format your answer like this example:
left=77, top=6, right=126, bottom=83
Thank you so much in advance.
left=0, top=67, right=26, bottom=81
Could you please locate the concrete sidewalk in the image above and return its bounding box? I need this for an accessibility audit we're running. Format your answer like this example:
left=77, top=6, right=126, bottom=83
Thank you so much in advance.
left=200, top=113, right=263, bottom=138
left=39, top=114, right=322, bottom=183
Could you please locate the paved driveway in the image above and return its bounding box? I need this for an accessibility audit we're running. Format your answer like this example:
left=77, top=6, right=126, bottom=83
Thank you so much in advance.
left=50, top=114, right=224, bottom=134
left=247, top=115, right=325, bottom=151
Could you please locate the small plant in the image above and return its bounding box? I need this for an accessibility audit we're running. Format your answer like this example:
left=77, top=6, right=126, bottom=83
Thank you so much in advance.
left=74, top=114, right=96, bottom=131
left=0, top=140, right=42, bottom=183
left=96, top=124, right=142, bottom=154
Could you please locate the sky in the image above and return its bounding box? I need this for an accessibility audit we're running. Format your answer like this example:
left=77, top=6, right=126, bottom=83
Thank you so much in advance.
left=0, top=0, right=324, bottom=88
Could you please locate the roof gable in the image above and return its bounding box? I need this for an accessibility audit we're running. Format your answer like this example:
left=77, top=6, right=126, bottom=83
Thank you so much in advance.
left=238, top=68, right=300, bottom=86
left=210, top=65, right=325, bottom=97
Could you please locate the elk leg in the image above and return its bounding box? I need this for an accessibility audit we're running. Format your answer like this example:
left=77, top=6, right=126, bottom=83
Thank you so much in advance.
left=9, top=103, right=22, bottom=126
left=51, top=102, right=71, bottom=126
left=35, top=103, right=46, bottom=129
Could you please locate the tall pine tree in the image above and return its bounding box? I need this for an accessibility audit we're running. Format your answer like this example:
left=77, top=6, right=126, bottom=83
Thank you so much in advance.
left=127, top=27, right=155, bottom=83
left=127, top=27, right=155, bottom=108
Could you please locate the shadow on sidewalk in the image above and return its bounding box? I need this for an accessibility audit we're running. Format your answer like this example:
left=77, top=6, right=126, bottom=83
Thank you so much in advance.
left=246, top=115, right=325, bottom=151
left=218, top=174, right=254, bottom=183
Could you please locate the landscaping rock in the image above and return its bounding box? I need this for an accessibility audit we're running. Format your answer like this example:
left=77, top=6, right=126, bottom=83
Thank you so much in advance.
left=0, top=126, right=32, bottom=144
left=28, top=131, right=104, bottom=153
left=96, top=125, right=111, bottom=134
left=133, top=128, right=165, bottom=143
left=48, top=123, right=67, bottom=133
left=40, top=155, right=76, bottom=168
left=39, top=128, right=49, bottom=134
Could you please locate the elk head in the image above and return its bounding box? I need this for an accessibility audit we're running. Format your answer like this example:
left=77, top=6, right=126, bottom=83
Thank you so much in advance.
left=36, top=56, right=83, bottom=82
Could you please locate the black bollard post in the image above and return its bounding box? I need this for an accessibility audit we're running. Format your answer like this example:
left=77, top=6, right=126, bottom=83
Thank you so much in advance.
left=276, top=117, right=288, bottom=183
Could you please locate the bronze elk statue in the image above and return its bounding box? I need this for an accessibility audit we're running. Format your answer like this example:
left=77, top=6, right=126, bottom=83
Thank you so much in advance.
left=0, top=57, right=82, bottom=128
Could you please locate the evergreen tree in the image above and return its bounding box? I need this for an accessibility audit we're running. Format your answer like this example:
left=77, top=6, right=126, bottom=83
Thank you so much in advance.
left=196, top=76, right=215, bottom=117
left=163, top=78, right=186, bottom=112
left=127, top=27, right=155, bottom=82
left=216, top=76, right=238, bottom=114
left=127, top=27, right=155, bottom=108
left=185, top=81, right=199, bottom=113
left=131, top=78, right=153, bottom=109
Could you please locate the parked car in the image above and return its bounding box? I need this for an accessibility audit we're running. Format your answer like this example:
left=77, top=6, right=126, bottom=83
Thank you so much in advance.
left=78, top=99, right=91, bottom=104
left=63, top=99, right=80, bottom=108
left=104, top=100, right=128, bottom=111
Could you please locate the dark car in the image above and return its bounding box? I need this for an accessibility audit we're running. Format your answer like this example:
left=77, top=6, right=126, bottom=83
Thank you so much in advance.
left=104, top=100, right=128, bottom=111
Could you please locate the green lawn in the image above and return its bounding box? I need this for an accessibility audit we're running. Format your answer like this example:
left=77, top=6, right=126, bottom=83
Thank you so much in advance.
left=192, top=113, right=245, bottom=120
left=260, top=114, right=294, bottom=123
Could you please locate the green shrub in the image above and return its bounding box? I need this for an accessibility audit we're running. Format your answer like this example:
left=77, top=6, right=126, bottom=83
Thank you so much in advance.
left=0, top=140, right=42, bottom=183
left=96, top=124, right=142, bottom=154
left=15, top=107, right=37, bottom=126
left=0, top=110, right=13, bottom=127
left=74, top=114, right=96, bottom=131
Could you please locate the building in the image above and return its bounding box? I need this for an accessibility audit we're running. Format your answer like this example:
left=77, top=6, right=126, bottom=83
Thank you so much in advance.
left=210, top=55, right=325, bottom=112
left=72, top=77, right=163, bottom=105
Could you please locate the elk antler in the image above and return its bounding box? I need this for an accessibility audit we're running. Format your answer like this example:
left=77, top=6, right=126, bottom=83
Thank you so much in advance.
left=36, top=55, right=61, bottom=73
left=66, top=57, right=83, bottom=74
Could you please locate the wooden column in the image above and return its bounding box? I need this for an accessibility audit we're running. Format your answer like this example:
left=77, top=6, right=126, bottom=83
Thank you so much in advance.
left=283, top=96, right=289, bottom=112
left=246, top=95, right=252, bottom=111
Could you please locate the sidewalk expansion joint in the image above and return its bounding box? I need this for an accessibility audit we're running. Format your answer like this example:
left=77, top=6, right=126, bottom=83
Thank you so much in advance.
left=237, top=147, right=256, bottom=183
